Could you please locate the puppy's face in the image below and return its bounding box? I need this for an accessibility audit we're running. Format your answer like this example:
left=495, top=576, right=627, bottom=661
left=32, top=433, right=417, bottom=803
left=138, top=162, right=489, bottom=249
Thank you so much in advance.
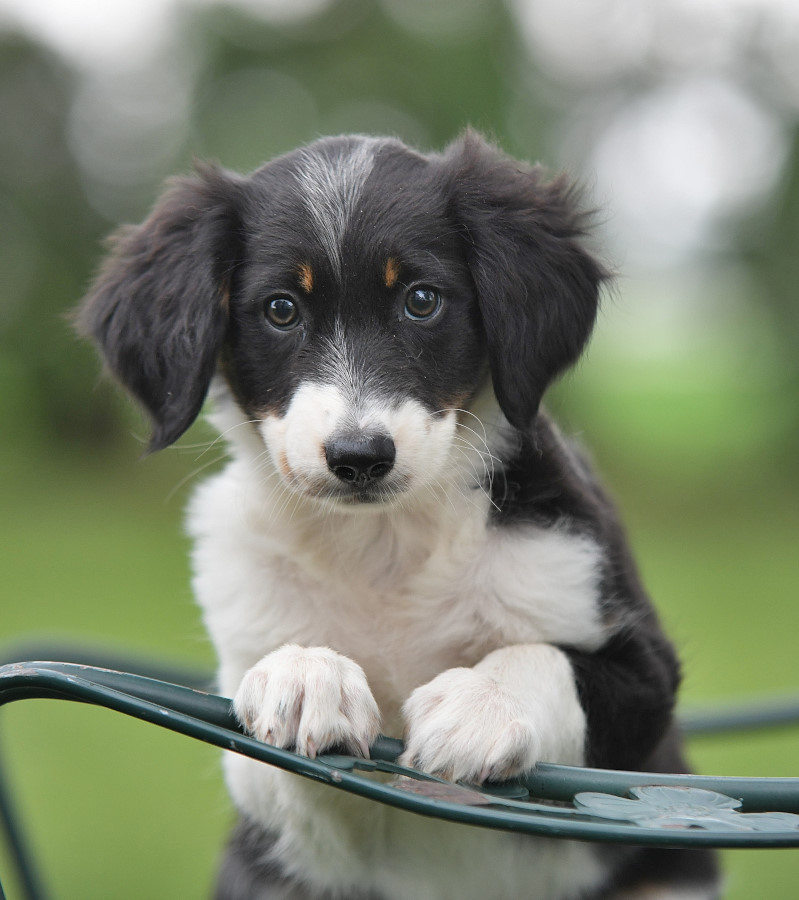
left=76, top=132, right=605, bottom=504
left=222, top=138, right=486, bottom=506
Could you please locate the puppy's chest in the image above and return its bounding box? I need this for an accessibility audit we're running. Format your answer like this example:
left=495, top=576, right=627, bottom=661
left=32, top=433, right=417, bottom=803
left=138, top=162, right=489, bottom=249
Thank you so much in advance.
left=259, top=512, right=605, bottom=705
left=193, top=467, right=606, bottom=708
left=270, top=519, right=493, bottom=654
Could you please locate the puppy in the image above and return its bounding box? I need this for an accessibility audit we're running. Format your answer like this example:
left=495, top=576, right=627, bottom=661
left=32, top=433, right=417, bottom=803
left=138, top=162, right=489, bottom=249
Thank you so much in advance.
left=77, top=131, right=719, bottom=899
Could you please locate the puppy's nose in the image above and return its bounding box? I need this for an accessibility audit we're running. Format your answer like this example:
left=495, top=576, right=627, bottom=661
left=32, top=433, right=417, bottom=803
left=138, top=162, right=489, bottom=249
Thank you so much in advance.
left=325, top=434, right=396, bottom=485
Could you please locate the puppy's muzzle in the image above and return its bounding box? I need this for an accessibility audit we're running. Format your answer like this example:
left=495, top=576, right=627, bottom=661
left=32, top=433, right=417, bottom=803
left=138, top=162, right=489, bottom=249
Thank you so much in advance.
left=324, top=433, right=396, bottom=486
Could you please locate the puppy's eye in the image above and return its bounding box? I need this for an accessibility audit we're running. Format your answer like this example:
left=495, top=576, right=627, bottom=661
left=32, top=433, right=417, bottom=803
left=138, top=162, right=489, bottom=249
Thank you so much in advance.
left=264, top=296, right=300, bottom=329
left=404, top=288, right=442, bottom=321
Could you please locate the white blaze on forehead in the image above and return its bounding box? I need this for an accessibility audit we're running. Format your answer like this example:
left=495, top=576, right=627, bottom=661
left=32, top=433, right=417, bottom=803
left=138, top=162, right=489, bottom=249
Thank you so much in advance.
left=294, top=139, right=379, bottom=279
left=320, top=319, right=362, bottom=403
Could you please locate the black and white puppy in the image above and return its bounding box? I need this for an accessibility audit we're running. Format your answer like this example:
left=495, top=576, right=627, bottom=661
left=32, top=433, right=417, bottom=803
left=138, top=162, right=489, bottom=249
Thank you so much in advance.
left=77, top=132, right=719, bottom=899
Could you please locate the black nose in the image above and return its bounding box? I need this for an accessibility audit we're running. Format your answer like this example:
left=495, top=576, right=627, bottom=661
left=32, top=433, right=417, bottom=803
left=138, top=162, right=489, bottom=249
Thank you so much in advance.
left=325, top=434, right=396, bottom=485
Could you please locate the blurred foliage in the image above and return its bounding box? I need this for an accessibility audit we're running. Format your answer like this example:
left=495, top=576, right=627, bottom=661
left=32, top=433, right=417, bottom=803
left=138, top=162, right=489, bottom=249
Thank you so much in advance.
left=749, top=137, right=799, bottom=450
left=1, top=0, right=797, bottom=468
left=1, top=0, right=798, bottom=897
left=0, top=36, right=111, bottom=443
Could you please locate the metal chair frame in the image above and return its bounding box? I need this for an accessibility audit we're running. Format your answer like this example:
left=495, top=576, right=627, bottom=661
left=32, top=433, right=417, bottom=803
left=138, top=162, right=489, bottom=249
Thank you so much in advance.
left=2, top=656, right=798, bottom=900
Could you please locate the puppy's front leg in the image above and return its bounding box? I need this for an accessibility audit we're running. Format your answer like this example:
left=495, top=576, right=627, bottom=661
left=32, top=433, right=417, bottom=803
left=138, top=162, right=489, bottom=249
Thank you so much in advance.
left=401, top=644, right=585, bottom=783
left=234, top=645, right=380, bottom=759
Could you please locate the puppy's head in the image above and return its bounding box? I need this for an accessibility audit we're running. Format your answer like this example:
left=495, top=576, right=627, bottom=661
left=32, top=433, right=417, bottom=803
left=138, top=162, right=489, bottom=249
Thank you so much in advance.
left=77, top=132, right=605, bottom=507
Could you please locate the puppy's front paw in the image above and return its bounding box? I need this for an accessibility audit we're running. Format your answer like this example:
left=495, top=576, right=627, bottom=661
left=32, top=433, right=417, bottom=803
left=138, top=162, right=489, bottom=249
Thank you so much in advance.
left=401, top=668, right=540, bottom=783
left=233, top=645, right=380, bottom=758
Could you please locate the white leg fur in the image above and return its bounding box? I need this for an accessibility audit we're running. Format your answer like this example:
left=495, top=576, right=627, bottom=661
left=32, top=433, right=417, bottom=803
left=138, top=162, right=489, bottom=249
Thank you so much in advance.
left=234, top=644, right=380, bottom=758
left=402, top=643, right=586, bottom=782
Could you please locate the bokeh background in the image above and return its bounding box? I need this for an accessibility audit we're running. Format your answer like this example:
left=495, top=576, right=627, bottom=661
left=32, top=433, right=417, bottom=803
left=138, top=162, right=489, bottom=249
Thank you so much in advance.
left=1, top=0, right=797, bottom=896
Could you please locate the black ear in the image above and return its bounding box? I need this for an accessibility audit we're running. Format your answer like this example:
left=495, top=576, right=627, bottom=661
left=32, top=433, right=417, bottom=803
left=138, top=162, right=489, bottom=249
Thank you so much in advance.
left=76, top=165, right=242, bottom=451
left=444, top=131, right=608, bottom=432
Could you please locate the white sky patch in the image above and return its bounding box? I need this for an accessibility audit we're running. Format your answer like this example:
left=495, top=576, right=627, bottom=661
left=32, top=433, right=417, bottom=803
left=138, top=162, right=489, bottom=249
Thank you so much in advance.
left=0, top=0, right=333, bottom=70
left=589, top=77, right=786, bottom=267
left=0, top=0, right=178, bottom=69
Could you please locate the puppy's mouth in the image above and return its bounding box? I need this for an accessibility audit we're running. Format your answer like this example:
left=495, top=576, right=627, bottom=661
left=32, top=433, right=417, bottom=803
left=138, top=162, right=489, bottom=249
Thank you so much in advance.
left=288, top=473, right=409, bottom=508
left=323, top=480, right=407, bottom=506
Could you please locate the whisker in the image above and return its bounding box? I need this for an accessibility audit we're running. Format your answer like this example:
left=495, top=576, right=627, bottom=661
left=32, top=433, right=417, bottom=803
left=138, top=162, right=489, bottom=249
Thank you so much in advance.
left=193, top=418, right=262, bottom=461
left=451, top=432, right=497, bottom=480
left=164, top=454, right=227, bottom=504
left=448, top=445, right=500, bottom=513
left=452, top=435, right=502, bottom=471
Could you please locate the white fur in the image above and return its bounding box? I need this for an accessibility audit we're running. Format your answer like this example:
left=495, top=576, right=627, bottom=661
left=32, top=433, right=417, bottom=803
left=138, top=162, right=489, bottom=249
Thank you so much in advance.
left=257, top=379, right=460, bottom=507
left=401, top=644, right=587, bottom=782
left=189, top=373, right=612, bottom=898
left=295, top=138, right=378, bottom=279
left=234, top=644, right=380, bottom=759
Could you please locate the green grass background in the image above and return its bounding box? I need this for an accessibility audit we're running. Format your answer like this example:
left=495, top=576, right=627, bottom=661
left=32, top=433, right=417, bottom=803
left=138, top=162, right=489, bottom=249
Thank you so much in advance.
left=2, top=360, right=798, bottom=898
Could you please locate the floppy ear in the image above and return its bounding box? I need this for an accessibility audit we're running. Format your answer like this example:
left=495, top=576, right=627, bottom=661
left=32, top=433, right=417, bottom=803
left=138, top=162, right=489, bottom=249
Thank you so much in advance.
left=76, top=165, right=242, bottom=452
left=444, top=131, right=608, bottom=432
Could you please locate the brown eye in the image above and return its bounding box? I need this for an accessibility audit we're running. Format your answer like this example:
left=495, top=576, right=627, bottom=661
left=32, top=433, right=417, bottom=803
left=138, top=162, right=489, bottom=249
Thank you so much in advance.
left=264, top=296, right=300, bottom=329
left=404, top=288, right=442, bottom=321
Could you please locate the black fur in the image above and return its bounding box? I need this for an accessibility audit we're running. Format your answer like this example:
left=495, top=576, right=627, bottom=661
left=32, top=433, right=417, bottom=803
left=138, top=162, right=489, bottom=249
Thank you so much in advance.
left=76, top=165, right=243, bottom=451
left=444, top=132, right=606, bottom=431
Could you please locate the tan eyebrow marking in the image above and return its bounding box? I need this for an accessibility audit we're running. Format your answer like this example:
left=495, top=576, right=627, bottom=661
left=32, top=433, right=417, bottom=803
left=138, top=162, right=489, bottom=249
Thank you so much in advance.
left=384, top=257, right=400, bottom=289
left=297, top=263, right=314, bottom=294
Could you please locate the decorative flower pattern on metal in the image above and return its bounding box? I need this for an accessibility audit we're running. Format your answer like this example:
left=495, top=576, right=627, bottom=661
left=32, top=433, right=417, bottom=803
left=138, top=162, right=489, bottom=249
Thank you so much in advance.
left=574, top=785, right=799, bottom=833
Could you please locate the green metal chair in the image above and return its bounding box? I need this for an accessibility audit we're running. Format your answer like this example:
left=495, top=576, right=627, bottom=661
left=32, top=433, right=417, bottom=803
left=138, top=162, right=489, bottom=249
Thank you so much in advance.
left=2, top=653, right=798, bottom=900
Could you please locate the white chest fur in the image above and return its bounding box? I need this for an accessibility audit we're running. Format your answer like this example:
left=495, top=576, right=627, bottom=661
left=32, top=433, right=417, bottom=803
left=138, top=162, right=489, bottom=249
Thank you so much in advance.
left=187, top=430, right=610, bottom=899
left=189, top=454, right=606, bottom=724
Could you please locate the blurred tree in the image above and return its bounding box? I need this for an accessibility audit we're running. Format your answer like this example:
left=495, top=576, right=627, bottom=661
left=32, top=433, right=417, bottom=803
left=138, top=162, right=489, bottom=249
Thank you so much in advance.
left=188, top=0, right=523, bottom=166
left=748, top=130, right=799, bottom=452
left=0, top=35, right=116, bottom=445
